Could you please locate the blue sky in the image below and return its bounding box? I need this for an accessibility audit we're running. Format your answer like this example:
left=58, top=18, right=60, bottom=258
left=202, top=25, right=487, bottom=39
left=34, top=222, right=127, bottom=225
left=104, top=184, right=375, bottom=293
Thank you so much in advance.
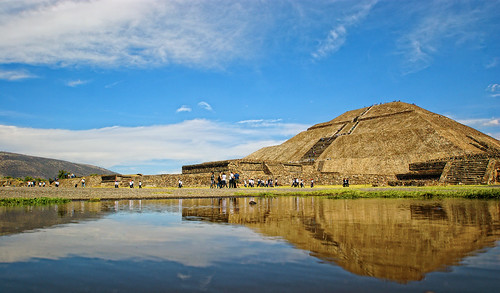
left=0, top=0, right=499, bottom=175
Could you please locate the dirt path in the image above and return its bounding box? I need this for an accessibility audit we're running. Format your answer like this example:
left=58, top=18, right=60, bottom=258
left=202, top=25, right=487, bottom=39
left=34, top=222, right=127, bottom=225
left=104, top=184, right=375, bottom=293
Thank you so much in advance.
left=1, top=185, right=498, bottom=200
left=0, top=186, right=320, bottom=200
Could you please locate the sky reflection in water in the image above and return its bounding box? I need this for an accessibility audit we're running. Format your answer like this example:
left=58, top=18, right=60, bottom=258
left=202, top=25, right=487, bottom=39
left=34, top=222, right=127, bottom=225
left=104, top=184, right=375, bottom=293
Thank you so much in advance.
left=0, top=197, right=499, bottom=292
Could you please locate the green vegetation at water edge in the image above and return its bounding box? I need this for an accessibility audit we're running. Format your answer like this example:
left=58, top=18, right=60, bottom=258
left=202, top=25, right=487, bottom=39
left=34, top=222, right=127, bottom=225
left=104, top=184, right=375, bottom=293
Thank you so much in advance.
left=235, top=188, right=500, bottom=199
left=0, top=197, right=71, bottom=206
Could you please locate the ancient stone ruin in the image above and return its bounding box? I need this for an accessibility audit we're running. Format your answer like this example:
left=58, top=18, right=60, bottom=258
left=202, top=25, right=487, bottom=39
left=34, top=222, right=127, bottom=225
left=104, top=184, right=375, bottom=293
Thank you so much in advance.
left=55, top=101, right=499, bottom=188
left=181, top=101, right=500, bottom=186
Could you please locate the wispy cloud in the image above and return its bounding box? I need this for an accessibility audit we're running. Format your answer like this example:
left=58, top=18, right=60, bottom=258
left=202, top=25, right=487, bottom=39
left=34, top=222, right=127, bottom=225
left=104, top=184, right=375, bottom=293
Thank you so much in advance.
left=485, top=119, right=499, bottom=126
left=0, top=0, right=263, bottom=68
left=66, top=79, right=90, bottom=87
left=105, top=80, right=123, bottom=89
left=312, top=1, right=377, bottom=60
left=486, top=84, right=500, bottom=98
left=176, top=106, right=192, bottom=113
left=457, top=117, right=500, bottom=128
left=0, top=69, right=37, bottom=81
left=198, top=101, right=213, bottom=111
left=0, top=120, right=308, bottom=173
left=238, top=119, right=283, bottom=127
left=397, top=1, right=497, bottom=74
left=485, top=57, right=499, bottom=69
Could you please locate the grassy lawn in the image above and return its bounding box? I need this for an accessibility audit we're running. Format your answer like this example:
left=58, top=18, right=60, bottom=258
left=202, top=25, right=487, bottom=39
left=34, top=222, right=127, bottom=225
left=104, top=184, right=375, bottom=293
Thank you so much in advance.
left=0, top=197, right=71, bottom=206
left=235, top=185, right=500, bottom=199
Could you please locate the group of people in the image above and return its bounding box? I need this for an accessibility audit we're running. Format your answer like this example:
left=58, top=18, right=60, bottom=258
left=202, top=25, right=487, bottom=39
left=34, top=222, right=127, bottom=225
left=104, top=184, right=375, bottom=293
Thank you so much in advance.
left=42, top=174, right=350, bottom=189
left=291, top=178, right=314, bottom=188
left=210, top=172, right=239, bottom=188
left=208, top=172, right=322, bottom=189
left=245, top=178, right=278, bottom=188
left=26, top=181, right=47, bottom=187
left=111, top=180, right=143, bottom=188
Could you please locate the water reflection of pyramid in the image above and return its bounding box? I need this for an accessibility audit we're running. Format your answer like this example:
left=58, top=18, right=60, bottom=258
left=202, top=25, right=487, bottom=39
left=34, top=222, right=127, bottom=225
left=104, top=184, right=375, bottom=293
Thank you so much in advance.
left=182, top=198, right=500, bottom=283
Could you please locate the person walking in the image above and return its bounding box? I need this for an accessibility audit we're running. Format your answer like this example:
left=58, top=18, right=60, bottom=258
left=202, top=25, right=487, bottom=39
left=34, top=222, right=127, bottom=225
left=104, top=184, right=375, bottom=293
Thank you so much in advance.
left=210, top=172, right=216, bottom=188
left=229, top=172, right=235, bottom=188
left=221, top=173, right=227, bottom=188
left=234, top=172, right=240, bottom=188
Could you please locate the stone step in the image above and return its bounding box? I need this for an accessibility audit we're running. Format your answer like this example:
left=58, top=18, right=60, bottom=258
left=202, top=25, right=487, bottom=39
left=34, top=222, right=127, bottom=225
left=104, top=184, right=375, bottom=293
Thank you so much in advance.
left=442, top=159, right=490, bottom=185
left=300, top=135, right=337, bottom=161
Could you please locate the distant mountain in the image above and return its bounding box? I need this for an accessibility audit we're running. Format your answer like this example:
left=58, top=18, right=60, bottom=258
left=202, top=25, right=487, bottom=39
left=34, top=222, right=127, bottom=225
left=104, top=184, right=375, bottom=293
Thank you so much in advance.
left=0, top=151, right=117, bottom=179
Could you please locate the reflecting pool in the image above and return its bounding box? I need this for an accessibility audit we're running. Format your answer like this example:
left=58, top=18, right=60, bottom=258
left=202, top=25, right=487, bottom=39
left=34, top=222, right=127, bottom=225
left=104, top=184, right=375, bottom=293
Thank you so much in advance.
left=1, top=197, right=499, bottom=292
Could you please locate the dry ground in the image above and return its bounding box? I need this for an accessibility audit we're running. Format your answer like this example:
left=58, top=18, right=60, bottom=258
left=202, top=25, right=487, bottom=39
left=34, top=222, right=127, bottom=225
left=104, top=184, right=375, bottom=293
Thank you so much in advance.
left=1, top=185, right=498, bottom=201
left=0, top=186, right=322, bottom=200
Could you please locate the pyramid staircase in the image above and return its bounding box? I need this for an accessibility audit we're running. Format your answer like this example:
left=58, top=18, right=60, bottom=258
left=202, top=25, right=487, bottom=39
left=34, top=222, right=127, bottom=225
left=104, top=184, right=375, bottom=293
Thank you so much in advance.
left=300, top=136, right=338, bottom=162
left=440, top=159, right=491, bottom=185
left=396, top=161, right=447, bottom=181
left=300, top=105, right=374, bottom=162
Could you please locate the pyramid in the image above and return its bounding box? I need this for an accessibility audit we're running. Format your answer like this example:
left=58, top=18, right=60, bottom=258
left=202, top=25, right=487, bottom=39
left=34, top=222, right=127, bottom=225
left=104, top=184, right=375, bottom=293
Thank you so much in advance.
left=244, top=102, right=499, bottom=181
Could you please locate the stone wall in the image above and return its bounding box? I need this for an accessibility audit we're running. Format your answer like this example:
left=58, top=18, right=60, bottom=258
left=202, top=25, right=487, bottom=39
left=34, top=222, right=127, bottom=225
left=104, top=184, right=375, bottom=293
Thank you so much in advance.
left=53, top=170, right=397, bottom=189
left=182, top=160, right=232, bottom=174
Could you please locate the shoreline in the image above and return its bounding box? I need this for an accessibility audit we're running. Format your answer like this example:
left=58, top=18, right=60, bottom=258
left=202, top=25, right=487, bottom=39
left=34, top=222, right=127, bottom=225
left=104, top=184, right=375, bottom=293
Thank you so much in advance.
left=1, top=185, right=499, bottom=201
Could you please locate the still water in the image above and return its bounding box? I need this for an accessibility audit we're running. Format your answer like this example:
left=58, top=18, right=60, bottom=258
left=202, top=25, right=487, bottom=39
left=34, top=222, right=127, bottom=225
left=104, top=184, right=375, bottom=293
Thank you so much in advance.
left=1, top=197, right=499, bottom=292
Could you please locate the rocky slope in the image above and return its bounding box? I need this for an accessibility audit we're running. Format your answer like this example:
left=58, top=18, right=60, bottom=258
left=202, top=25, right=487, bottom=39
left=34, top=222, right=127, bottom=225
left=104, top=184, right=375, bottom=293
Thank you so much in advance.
left=0, top=151, right=116, bottom=179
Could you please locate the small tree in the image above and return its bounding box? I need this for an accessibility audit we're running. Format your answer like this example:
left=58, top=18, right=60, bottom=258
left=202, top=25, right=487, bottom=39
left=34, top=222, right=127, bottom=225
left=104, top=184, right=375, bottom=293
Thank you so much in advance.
left=57, top=170, right=69, bottom=179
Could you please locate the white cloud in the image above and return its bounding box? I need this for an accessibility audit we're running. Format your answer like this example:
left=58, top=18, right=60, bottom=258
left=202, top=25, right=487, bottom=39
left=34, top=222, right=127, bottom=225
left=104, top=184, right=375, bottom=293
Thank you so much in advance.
left=0, top=69, right=37, bottom=81
left=238, top=119, right=265, bottom=124
left=198, top=101, right=213, bottom=111
left=486, top=84, right=500, bottom=97
left=104, top=80, right=123, bottom=88
left=450, top=115, right=500, bottom=139
left=0, top=119, right=308, bottom=173
left=0, top=0, right=263, bottom=68
left=484, top=119, right=499, bottom=126
left=238, top=119, right=283, bottom=127
left=312, top=1, right=377, bottom=60
left=486, top=84, right=499, bottom=92
left=457, top=117, right=500, bottom=128
left=312, top=25, right=347, bottom=60
left=176, top=106, right=192, bottom=113
left=397, top=1, right=496, bottom=74
left=66, top=79, right=90, bottom=87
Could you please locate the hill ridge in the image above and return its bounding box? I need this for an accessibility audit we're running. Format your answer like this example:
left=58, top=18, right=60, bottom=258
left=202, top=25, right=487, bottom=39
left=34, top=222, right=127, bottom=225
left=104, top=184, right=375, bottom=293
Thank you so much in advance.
left=0, top=151, right=116, bottom=179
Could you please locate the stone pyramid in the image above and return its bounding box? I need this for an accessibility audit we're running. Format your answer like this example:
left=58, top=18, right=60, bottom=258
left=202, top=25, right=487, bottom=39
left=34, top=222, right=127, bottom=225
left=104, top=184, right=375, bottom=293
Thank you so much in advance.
left=244, top=101, right=500, bottom=176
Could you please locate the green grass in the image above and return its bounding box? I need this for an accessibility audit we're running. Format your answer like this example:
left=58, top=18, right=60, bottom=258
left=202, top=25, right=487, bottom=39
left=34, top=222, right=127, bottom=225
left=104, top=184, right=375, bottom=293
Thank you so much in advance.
left=235, top=187, right=500, bottom=199
left=0, top=197, right=71, bottom=206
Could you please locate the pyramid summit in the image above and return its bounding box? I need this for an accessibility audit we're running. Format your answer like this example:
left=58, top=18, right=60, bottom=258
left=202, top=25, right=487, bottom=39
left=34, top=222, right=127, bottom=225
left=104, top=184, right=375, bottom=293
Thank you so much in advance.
left=184, top=101, right=500, bottom=185
left=245, top=101, right=499, bottom=175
